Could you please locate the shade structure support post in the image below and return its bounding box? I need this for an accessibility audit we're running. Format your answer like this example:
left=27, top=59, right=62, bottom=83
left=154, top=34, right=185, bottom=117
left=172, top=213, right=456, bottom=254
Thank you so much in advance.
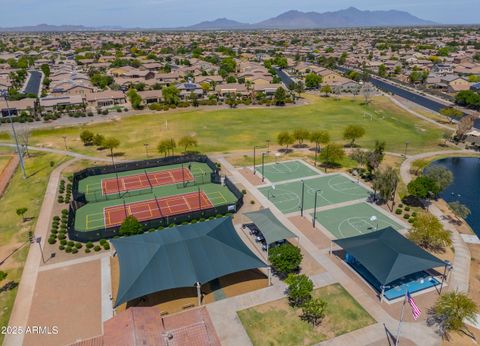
left=440, top=262, right=451, bottom=294
left=380, top=285, right=385, bottom=303
left=329, top=241, right=333, bottom=256
left=196, top=282, right=202, bottom=306
left=267, top=267, right=272, bottom=286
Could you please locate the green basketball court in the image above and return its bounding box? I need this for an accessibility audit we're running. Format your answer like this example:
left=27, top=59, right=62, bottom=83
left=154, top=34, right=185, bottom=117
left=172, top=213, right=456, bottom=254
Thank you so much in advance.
left=259, top=174, right=370, bottom=214
left=257, top=160, right=320, bottom=183
left=312, top=202, right=404, bottom=239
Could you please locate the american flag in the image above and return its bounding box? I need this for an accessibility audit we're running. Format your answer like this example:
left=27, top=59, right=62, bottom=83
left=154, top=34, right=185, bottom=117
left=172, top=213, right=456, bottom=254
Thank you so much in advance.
left=407, top=291, right=421, bottom=320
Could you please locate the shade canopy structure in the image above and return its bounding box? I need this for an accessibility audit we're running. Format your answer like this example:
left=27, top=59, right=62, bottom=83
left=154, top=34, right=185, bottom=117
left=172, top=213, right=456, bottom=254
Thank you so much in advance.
left=244, top=209, right=297, bottom=245
left=112, top=217, right=267, bottom=307
left=333, top=227, right=446, bottom=286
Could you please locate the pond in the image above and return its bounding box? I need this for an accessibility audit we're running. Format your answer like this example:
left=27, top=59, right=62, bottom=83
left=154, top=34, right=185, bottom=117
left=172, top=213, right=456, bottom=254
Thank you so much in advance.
left=430, top=156, right=480, bottom=237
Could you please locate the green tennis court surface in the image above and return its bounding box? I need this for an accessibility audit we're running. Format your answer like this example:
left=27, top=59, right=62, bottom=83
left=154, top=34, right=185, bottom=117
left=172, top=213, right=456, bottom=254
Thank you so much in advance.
left=78, top=162, right=212, bottom=202
left=257, top=160, right=320, bottom=183
left=312, top=202, right=404, bottom=239
left=259, top=174, right=370, bottom=214
left=75, top=182, right=237, bottom=232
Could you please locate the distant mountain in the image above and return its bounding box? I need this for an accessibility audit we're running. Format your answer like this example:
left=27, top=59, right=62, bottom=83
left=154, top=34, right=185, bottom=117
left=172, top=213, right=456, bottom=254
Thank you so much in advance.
left=0, top=7, right=437, bottom=32
left=254, top=7, right=436, bottom=29
left=186, top=18, right=250, bottom=30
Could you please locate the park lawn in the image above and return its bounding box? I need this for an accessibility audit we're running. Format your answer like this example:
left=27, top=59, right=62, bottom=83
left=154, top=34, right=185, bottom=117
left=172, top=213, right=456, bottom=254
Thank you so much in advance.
left=0, top=155, right=11, bottom=173
left=0, top=152, right=67, bottom=344
left=22, top=96, right=446, bottom=160
left=237, top=283, right=375, bottom=346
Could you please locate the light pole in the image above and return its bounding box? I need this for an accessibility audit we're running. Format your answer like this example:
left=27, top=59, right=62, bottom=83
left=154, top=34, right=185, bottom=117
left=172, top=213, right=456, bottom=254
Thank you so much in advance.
left=35, top=237, right=46, bottom=264
left=62, top=136, right=68, bottom=151
left=1, top=91, right=26, bottom=179
left=300, top=179, right=305, bottom=217
left=261, top=152, right=266, bottom=182
left=404, top=142, right=409, bottom=157
left=312, top=189, right=322, bottom=228
left=253, top=145, right=266, bottom=175
left=144, top=143, right=149, bottom=158
left=314, top=143, right=319, bottom=167
left=266, top=139, right=271, bottom=153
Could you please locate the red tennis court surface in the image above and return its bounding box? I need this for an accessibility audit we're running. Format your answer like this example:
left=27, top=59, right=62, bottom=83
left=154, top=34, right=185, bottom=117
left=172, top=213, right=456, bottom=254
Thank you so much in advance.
left=102, top=167, right=193, bottom=195
left=104, top=191, right=213, bottom=227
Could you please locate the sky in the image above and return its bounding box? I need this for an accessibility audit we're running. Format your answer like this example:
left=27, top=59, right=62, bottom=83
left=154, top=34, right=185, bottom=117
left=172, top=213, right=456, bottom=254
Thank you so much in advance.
left=0, top=0, right=479, bottom=27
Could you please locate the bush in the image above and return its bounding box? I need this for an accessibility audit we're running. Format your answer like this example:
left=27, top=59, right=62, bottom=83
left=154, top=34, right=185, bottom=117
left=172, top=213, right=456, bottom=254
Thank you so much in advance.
left=103, top=243, right=110, bottom=250
left=75, top=243, right=82, bottom=249
left=53, top=216, right=60, bottom=221
left=59, top=245, right=65, bottom=251
left=57, top=196, right=64, bottom=203
left=71, top=248, right=78, bottom=254
left=398, top=204, right=403, bottom=208
left=65, top=247, right=72, bottom=253
left=404, top=213, right=410, bottom=219
left=48, top=238, right=56, bottom=245
left=404, top=206, right=411, bottom=212
left=58, top=234, right=66, bottom=240
left=85, top=248, right=91, bottom=253
left=86, top=242, right=94, bottom=249
left=395, top=209, right=402, bottom=215
left=99, top=239, right=107, bottom=245
left=67, top=240, right=74, bottom=247
left=60, top=239, right=67, bottom=246
left=94, top=245, right=101, bottom=252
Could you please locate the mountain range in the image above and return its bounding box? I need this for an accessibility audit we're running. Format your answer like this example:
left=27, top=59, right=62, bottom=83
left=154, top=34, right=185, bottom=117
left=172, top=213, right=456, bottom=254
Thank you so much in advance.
left=0, top=7, right=436, bottom=32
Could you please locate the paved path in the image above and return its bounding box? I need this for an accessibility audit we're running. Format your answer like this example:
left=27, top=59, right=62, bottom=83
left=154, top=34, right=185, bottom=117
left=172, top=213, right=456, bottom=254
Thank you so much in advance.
left=219, top=157, right=440, bottom=346
left=5, top=158, right=77, bottom=346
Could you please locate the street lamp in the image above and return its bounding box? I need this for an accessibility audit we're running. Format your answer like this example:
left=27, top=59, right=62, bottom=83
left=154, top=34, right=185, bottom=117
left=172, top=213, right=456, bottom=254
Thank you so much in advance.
left=1, top=91, right=26, bottom=179
left=312, top=189, right=322, bottom=228
left=404, top=142, right=409, bottom=157
left=144, top=143, right=149, bottom=158
left=62, top=136, right=68, bottom=151
left=300, top=179, right=305, bottom=217
left=253, top=145, right=266, bottom=175
left=261, top=152, right=266, bottom=182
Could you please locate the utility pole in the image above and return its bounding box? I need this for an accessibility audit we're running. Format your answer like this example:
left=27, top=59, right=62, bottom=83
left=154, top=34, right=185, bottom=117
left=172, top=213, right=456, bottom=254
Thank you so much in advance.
left=1, top=92, right=26, bottom=179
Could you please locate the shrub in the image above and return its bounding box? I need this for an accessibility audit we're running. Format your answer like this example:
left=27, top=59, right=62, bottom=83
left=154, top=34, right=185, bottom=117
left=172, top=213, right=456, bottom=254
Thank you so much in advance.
left=395, top=209, right=402, bottom=215
left=48, top=238, right=56, bottom=245
left=99, top=239, right=107, bottom=245
left=62, top=209, right=68, bottom=215
left=404, top=213, right=410, bottom=219
left=404, top=206, right=411, bottom=212
left=85, top=248, right=91, bottom=253
left=59, top=245, right=65, bottom=251
left=398, top=204, right=403, bottom=208
left=75, top=243, right=82, bottom=249
left=67, top=240, right=74, bottom=247
left=103, top=243, right=110, bottom=250
left=60, top=239, right=67, bottom=246
left=86, top=242, right=94, bottom=249
left=94, top=245, right=101, bottom=252
left=57, top=196, right=64, bottom=203
left=53, top=216, right=60, bottom=221
left=71, top=248, right=78, bottom=254
left=65, top=247, right=72, bottom=253
left=58, top=234, right=66, bottom=240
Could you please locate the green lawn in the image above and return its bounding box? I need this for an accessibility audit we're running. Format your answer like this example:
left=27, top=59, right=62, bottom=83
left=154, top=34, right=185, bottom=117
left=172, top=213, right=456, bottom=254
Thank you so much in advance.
left=0, top=152, right=67, bottom=345
left=5, top=96, right=446, bottom=160
left=0, top=155, right=11, bottom=173
left=237, top=283, right=375, bottom=346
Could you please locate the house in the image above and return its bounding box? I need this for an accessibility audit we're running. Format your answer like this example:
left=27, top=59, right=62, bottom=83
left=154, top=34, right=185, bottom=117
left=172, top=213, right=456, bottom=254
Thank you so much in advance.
left=215, top=83, right=249, bottom=97
left=138, top=90, right=163, bottom=104
left=470, top=83, right=480, bottom=93
left=39, top=95, right=84, bottom=110
left=85, top=91, right=127, bottom=108
left=0, top=98, right=36, bottom=116
left=175, top=83, right=203, bottom=99
left=442, top=75, right=471, bottom=93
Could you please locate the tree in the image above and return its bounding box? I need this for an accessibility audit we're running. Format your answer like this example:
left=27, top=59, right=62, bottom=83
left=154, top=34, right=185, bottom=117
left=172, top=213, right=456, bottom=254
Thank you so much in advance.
left=309, top=130, right=330, bottom=151
left=178, top=135, right=198, bottom=153
left=0, top=271, right=7, bottom=281
left=343, top=125, right=365, bottom=147
left=157, top=138, right=176, bottom=157
left=440, top=108, right=463, bottom=123
left=274, top=87, right=287, bottom=106
left=294, top=81, right=305, bottom=97
left=285, top=274, right=313, bottom=307
left=427, top=292, right=478, bottom=341
left=304, top=73, right=322, bottom=89
left=293, top=128, right=310, bottom=147
left=319, top=144, right=345, bottom=171
left=408, top=212, right=452, bottom=252
left=411, top=159, right=429, bottom=176
left=162, top=85, right=180, bottom=105
left=424, top=166, right=453, bottom=193
left=320, top=85, right=332, bottom=97
left=119, top=215, right=143, bottom=236
left=127, top=88, right=142, bottom=110
left=373, top=167, right=398, bottom=210
left=455, top=114, right=475, bottom=140
left=448, top=201, right=471, bottom=222
left=277, top=131, right=294, bottom=152
left=268, top=243, right=303, bottom=276
left=350, top=148, right=368, bottom=168
left=80, top=130, right=95, bottom=146
left=301, top=297, right=327, bottom=326
left=16, top=207, right=28, bottom=222
left=17, top=127, right=31, bottom=157
left=407, top=176, right=439, bottom=199
left=102, top=137, right=120, bottom=158
left=93, top=133, right=105, bottom=147
left=378, top=64, right=387, bottom=77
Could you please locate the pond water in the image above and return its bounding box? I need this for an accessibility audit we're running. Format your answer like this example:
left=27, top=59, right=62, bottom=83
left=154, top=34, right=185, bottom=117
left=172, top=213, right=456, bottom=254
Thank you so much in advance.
left=431, top=157, right=480, bottom=237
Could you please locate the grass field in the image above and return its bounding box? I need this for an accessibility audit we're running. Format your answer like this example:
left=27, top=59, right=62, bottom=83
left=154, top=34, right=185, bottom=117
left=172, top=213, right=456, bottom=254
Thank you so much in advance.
left=10, top=96, right=446, bottom=159
left=237, top=283, right=375, bottom=346
left=259, top=174, right=370, bottom=214
left=0, top=152, right=67, bottom=345
left=312, top=202, right=404, bottom=239
left=0, top=155, right=12, bottom=173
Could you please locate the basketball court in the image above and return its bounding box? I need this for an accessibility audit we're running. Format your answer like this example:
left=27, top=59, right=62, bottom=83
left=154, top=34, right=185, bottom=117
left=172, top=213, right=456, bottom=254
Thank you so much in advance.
left=311, top=202, right=404, bottom=239
left=259, top=174, right=370, bottom=214
left=257, top=160, right=320, bottom=183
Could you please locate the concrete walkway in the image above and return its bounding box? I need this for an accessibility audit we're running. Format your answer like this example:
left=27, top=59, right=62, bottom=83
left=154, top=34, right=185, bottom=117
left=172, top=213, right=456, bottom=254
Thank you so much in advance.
left=5, top=158, right=77, bottom=346
left=219, top=157, right=440, bottom=346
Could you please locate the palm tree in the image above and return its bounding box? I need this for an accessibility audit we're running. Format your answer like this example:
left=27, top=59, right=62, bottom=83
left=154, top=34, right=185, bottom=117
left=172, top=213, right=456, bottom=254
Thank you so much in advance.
left=427, top=292, right=478, bottom=341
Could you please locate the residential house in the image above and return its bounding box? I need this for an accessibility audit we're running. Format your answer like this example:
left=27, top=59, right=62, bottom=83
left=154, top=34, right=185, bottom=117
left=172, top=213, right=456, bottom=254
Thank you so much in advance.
left=85, top=91, right=127, bottom=108
left=0, top=98, right=36, bottom=116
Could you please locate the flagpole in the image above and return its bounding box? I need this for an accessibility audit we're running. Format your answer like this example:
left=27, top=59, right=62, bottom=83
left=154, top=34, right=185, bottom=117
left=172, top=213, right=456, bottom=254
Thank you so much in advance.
left=395, top=289, right=407, bottom=346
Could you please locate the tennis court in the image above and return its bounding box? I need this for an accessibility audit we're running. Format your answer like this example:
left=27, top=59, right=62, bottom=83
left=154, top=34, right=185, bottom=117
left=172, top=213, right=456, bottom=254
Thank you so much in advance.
left=259, top=174, right=370, bottom=214
left=78, top=162, right=212, bottom=202
left=75, top=183, right=237, bottom=232
left=101, top=167, right=193, bottom=195
left=311, top=202, right=404, bottom=239
left=258, top=160, right=320, bottom=183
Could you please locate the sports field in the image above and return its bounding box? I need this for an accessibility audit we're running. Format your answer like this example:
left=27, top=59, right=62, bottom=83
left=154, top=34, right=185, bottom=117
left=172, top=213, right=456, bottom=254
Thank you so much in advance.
left=75, top=182, right=236, bottom=232
left=312, top=202, right=404, bottom=239
left=256, top=160, right=320, bottom=183
left=259, top=174, right=370, bottom=214
left=78, top=162, right=212, bottom=202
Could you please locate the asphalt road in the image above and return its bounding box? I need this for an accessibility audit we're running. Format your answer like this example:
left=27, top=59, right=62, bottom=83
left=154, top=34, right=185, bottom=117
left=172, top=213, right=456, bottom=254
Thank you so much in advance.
left=23, top=70, right=42, bottom=96
left=274, top=68, right=294, bottom=87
